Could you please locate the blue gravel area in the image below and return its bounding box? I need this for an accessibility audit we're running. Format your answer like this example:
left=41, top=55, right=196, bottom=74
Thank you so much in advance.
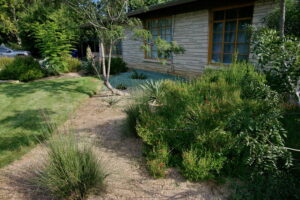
left=110, top=69, right=184, bottom=88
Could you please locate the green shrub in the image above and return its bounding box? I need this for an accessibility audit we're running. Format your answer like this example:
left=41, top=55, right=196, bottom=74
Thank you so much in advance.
left=130, top=62, right=292, bottom=185
left=0, top=56, right=45, bottom=81
left=108, top=57, right=128, bottom=75
left=65, top=57, right=82, bottom=73
left=124, top=104, right=141, bottom=137
left=146, top=159, right=167, bottom=178
left=82, top=60, right=100, bottom=75
left=83, top=57, right=127, bottom=76
left=251, top=28, right=300, bottom=100
left=0, top=57, right=14, bottom=70
left=131, top=70, right=147, bottom=80
left=182, top=149, right=225, bottom=181
left=36, top=133, right=106, bottom=200
left=146, top=143, right=169, bottom=178
left=34, top=21, right=73, bottom=74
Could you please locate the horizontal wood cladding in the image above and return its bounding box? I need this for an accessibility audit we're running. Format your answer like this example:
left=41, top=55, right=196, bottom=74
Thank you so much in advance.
left=122, top=0, right=275, bottom=77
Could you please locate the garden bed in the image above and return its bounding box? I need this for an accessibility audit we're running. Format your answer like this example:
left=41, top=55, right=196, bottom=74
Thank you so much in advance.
left=110, top=69, right=184, bottom=88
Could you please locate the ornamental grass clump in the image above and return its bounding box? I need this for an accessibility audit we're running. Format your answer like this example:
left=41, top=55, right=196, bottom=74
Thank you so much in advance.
left=36, top=133, right=106, bottom=200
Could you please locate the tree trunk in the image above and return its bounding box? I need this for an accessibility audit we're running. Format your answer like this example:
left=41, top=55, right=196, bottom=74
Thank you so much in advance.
left=100, top=42, right=107, bottom=77
left=104, top=79, right=125, bottom=96
left=12, top=6, right=21, bottom=45
left=99, top=41, right=126, bottom=96
left=107, top=41, right=113, bottom=80
left=279, top=0, right=285, bottom=37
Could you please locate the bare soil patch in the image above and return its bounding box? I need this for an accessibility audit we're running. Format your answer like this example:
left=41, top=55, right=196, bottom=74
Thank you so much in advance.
left=0, top=90, right=228, bottom=200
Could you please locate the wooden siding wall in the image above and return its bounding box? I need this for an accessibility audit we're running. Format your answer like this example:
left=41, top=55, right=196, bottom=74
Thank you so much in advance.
left=122, top=0, right=275, bottom=78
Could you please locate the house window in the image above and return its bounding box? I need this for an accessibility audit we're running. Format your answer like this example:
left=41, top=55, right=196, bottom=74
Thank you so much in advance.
left=145, top=17, right=172, bottom=59
left=210, top=5, right=253, bottom=64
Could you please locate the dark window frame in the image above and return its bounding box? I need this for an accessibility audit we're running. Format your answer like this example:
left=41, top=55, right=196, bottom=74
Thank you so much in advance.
left=144, top=16, right=173, bottom=60
left=208, top=4, right=254, bottom=65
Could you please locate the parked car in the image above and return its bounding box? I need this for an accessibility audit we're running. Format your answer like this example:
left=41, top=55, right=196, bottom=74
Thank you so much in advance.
left=0, top=44, right=30, bottom=57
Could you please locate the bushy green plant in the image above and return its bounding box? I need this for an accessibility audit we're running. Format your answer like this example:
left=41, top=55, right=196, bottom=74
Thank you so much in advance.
left=0, top=56, right=45, bottom=81
left=82, top=60, right=100, bottom=75
left=251, top=28, right=300, bottom=100
left=131, top=70, right=147, bottom=80
left=130, top=62, right=292, bottom=186
left=64, top=57, right=82, bottom=73
left=0, top=57, right=14, bottom=70
left=36, top=133, right=106, bottom=200
left=107, top=57, right=128, bottom=75
left=124, top=104, right=141, bottom=137
left=34, top=21, right=74, bottom=74
left=146, top=159, right=167, bottom=178
left=146, top=143, right=169, bottom=178
left=182, top=149, right=225, bottom=181
left=83, top=57, right=127, bottom=76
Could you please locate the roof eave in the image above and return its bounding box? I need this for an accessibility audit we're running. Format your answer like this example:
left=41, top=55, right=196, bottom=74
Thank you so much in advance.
left=128, top=0, right=198, bottom=17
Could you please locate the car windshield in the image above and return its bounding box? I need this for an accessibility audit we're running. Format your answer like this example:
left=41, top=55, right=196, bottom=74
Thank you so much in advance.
left=0, top=46, right=11, bottom=53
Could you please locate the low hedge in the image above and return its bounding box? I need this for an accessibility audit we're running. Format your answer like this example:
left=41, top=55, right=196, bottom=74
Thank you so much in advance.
left=0, top=57, right=14, bottom=70
left=0, top=56, right=45, bottom=81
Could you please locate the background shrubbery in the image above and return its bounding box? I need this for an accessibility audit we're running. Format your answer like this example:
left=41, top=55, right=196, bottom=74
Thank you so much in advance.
left=126, top=62, right=299, bottom=199
left=0, top=57, right=14, bottom=71
left=83, top=57, right=128, bottom=75
left=251, top=28, right=300, bottom=100
left=0, top=56, right=45, bottom=81
left=64, top=57, right=82, bottom=73
left=265, top=0, right=300, bottom=37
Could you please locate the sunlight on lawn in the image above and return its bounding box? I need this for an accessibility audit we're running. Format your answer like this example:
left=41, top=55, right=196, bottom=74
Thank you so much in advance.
left=0, top=77, right=100, bottom=167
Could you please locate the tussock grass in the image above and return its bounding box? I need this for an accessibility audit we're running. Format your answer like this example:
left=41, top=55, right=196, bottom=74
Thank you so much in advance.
left=36, top=132, right=106, bottom=200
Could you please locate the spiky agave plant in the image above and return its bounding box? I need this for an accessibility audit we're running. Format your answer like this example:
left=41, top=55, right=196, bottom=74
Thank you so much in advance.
left=140, top=80, right=165, bottom=105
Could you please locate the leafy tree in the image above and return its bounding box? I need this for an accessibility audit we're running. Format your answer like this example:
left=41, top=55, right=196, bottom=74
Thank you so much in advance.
left=67, top=0, right=184, bottom=94
left=18, top=1, right=80, bottom=56
left=129, top=0, right=170, bottom=9
left=265, top=0, right=300, bottom=37
left=251, top=28, right=300, bottom=100
left=34, top=20, right=74, bottom=74
left=0, top=0, right=26, bottom=44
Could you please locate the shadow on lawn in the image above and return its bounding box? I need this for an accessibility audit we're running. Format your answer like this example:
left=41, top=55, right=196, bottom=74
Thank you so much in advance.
left=0, top=78, right=97, bottom=98
left=0, top=109, right=55, bottom=161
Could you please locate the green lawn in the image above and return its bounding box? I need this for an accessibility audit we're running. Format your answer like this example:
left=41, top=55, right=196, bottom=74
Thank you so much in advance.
left=0, top=77, right=100, bottom=167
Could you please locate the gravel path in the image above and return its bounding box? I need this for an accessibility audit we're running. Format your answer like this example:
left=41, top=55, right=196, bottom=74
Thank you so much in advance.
left=0, top=91, right=228, bottom=200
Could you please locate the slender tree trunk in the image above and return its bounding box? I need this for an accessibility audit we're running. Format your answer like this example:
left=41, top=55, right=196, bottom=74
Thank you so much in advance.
left=279, top=0, right=286, bottom=37
left=12, top=6, right=21, bottom=45
left=99, top=41, right=125, bottom=96
left=100, top=42, right=107, bottom=78
left=107, top=41, right=113, bottom=80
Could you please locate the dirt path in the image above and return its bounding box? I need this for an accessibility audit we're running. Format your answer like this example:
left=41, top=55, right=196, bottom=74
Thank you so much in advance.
left=0, top=91, right=228, bottom=200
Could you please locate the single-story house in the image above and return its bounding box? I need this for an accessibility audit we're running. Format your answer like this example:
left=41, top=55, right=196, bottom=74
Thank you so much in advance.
left=120, top=0, right=276, bottom=77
